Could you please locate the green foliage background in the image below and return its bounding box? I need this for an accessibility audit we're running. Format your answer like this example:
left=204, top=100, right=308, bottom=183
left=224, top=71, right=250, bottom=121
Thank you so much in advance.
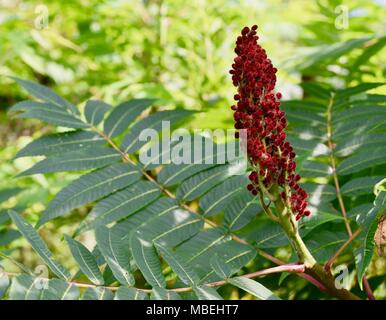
left=0, top=0, right=385, bottom=300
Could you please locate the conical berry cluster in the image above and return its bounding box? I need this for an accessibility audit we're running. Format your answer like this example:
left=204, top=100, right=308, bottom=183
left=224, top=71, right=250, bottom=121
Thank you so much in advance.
left=230, top=25, right=310, bottom=220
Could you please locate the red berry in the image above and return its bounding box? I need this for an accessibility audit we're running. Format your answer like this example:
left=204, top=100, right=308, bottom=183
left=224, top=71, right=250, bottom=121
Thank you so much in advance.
left=249, top=171, right=257, bottom=181
left=230, top=25, right=308, bottom=220
left=241, top=26, right=250, bottom=35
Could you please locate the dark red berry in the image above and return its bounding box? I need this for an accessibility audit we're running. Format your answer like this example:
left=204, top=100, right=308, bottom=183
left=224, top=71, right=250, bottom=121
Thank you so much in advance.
left=230, top=25, right=309, bottom=219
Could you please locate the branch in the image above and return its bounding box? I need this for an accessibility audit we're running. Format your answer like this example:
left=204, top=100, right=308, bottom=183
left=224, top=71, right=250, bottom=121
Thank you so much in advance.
left=1, top=264, right=306, bottom=294
left=257, top=250, right=327, bottom=292
left=325, top=93, right=375, bottom=298
left=326, top=93, right=352, bottom=237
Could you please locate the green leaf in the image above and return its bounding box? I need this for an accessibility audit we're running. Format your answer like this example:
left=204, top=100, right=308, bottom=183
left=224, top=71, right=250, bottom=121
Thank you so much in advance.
left=350, top=37, right=386, bottom=72
left=341, top=176, right=385, bottom=197
left=137, top=204, right=203, bottom=247
left=305, top=230, right=347, bottom=263
left=157, top=140, right=236, bottom=187
left=255, top=221, right=288, bottom=248
left=0, top=229, right=21, bottom=246
left=0, top=187, right=23, bottom=203
left=8, top=210, right=71, bottom=280
left=347, top=203, right=374, bottom=225
left=17, top=147, right=121, bottom=176
left=84, top=100, right=111, bottom=125
left=9, top=275, right=46, bottom=300
left=300, top=161, right=332, bottom=178
left=285, top=109, right=325, bottom=126
left=333, top=106, right=386, bottom=125
left=281, top=100, right=325, bottom=113
left=139, top=137, right=180, bottom=170
left=15, top=103, right=88, bottom=128
left=224, top=192, right=260, bottom=231
left=334, top=93, right=386, bottom=110
left=155, top=243, right=200, bottom=285
left=176, top=164, right=237, bottom=201
left=121, top=109, right=193, bottom=153
left=114, top=287, right=148, bottom=300
left=38, top=163, right=141, bottom=227
left=78, top=181, right=160, bottom=232
left=335, top=83, right=385, bottom=100
left=158, top=163, right=216, bottom=188
left=296, top=37, right=371, bottom=70
left=175, top=228, right=230, bottom=280
left=95, top=226, right=134, bottom=285
left=0, top=209, right=10, bottom=225
left=104, top=99, right=155, bottom=137
left=82, top=287, right=114, bottom=300
left=194, top=241, right=256, bottom=284
left=193, top=285, right=223, bottom=300
left=228, top=277, right=280, bottom=300
left=150, top=287, right=181, bottom=300
left=199, top=175, right=249, bottom=216
left=303, top=183, right=337, bottom=205
left=338, top=148, right=386, bottom=175
left=130, top=234, right=166, bottom=288
left=355, top=192, right=386, bottom=287
left=112, top=197, right=180, bottom=240
left=334, top=116, right=385, bottom=141
left=8, top=100, right=51, bottom=113
left=300, top=82, right=331, bottom=99
left=335, top=133, right=386, bottom=157
left=300, top=211, right=343, bottom=234
left=41, top=278, right=80, bottom=300
left=287, top=136, right=330, bottom=157
left=64, top=235, right=104, bottom=285
left=210, top=255, right=233, bottom=279
left=15, top=131, right=105, bottom=158
left=11, top=77, right=79, bottom=114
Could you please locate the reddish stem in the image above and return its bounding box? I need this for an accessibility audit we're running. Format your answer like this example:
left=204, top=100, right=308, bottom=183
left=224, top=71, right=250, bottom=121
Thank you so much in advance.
left=363, top=276, right=376, bottom=300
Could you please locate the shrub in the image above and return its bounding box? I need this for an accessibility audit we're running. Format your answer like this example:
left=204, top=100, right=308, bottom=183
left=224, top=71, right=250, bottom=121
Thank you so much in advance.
left=0, top=26, right=385, bottom=300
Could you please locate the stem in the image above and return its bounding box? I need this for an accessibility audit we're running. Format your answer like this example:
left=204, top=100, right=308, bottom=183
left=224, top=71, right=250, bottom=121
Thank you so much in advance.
left=326, top=93, right=352, bottom=237
left=325, top=228, right=361, bottom=272
left=325, top=93, right=375, bottom=299
left=259, top=191, right=279, bottom=222
left=274, top=197, right=316, bottom=267
left=256, top=251, right=327, bottom=292
left=0, top=264, right=305, bottom=294
left=273, top=195, right=360, bottom=300
left=362, top=276, right=376, bottom=300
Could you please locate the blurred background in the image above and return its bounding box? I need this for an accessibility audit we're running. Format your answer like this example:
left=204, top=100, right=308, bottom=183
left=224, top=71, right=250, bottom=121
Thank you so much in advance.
left=0, top=0, right=385, bottom=299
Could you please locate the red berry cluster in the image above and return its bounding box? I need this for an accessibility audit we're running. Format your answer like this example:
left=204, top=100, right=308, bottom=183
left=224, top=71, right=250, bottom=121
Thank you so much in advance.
left=230, top=25, right=310, bottom=220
